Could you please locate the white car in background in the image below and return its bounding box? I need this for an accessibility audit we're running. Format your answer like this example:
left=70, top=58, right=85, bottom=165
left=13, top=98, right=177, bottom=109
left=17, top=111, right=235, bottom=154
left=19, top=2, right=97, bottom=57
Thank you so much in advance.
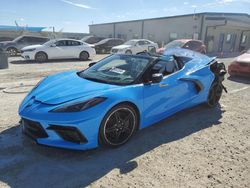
left=21, top=39, right=96, bottom=62
left=111, top=39, right=158, bottom=54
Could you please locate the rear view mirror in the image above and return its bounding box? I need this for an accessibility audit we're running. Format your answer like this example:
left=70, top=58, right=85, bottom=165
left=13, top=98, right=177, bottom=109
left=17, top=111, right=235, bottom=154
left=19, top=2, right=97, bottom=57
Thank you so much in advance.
left=152, top=73, right=163, bottom=83
left=89, top=62, right=96, bottom=67
left=50, top=44, right=56, bottom=47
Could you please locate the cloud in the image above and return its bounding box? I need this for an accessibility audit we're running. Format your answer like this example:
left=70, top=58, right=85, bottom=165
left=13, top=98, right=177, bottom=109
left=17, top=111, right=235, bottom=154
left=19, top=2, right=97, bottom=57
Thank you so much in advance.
left=191, top=5, right=197, bottom=8
left=183, top=2, right=189, bottom=5
left=203, top=0, right=250, bottom=7
left=60, top=0, right=93, bottom=9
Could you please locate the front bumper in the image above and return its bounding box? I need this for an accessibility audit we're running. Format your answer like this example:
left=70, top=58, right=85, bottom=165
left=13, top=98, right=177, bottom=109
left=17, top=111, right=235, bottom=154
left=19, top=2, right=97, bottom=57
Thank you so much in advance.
left=228, top=63, right=250, bottom=77
left=21, top=51, right=35, bottom=60
left=19, top=103, right=104, bottom=150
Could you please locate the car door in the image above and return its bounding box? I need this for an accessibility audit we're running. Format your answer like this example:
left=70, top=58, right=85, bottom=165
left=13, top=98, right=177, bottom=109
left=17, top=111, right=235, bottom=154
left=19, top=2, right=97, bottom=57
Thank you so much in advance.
left=46, top=40, right=69, bottom=59
left=142, top=58, right=198, bottom=128
left=134, top=40, right=145, bottom=54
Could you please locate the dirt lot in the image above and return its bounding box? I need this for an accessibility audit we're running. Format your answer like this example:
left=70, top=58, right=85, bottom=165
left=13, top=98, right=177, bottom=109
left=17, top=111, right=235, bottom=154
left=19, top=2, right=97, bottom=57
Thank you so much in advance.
left=0, top=55, right=249, bottom=188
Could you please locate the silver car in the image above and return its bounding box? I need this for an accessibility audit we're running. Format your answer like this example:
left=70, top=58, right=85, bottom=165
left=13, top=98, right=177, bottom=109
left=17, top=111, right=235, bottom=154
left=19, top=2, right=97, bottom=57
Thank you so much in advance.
left=0, top=35, right=49, bottom=56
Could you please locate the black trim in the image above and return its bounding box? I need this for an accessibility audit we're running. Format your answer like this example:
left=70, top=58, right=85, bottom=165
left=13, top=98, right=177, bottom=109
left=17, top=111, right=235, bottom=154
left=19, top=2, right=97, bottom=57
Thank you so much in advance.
left=47, top=125, right=88, bottom=144
left=22, top=118, right=48, bottom=139
left=179, top=78, right=204, bottom=92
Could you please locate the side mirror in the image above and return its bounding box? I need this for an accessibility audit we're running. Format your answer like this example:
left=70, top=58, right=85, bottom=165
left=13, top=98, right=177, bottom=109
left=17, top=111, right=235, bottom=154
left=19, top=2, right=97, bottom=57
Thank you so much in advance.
left=50, top=44, right=56, bottom=47
left=152, top=73, right=163, bottom=83
left=89, top=62, right=96, bottom=67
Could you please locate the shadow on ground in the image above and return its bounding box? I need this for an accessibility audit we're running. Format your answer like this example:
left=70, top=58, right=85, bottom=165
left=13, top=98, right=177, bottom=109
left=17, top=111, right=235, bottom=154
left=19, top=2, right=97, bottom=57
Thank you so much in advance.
left=0, top=105, right=224, bottom=188
left=227, top=76, right=250, bottom=84
left=9, top=58, right=92, bottom=65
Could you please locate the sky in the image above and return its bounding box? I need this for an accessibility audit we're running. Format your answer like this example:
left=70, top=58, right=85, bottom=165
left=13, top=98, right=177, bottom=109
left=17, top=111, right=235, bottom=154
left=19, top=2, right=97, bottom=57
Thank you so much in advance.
left=0, top=0, right=250, bottom=33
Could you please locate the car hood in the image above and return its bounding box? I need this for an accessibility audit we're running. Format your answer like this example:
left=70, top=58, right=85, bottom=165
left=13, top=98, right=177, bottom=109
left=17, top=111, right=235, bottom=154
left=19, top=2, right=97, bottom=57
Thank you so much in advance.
left=235, top=53, right=250, bottom=63
left=112, top=44, right=132, bottom=50
left=0, top=41, right=15, bottom=46
left=22, top=44, right=43, bottom=50
left=30, top=71, right=120, bottom=105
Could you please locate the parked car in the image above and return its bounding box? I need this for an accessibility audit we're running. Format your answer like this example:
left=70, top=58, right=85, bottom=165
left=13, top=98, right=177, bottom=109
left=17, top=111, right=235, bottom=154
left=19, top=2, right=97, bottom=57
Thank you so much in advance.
left=81, top=35, right=105, bottom=44
left=21, top=39, right=96, bottom=62
left=157, top=39, right=206, bottom=54
left=228, top=49, right=250, bottom=77
left=19, top=49, right=227, bottom=150
left=0, top=35, right=49, bottom=56
left=111, top=39, right=158, bottom=54
left=94, top=38, right=124, bottom=54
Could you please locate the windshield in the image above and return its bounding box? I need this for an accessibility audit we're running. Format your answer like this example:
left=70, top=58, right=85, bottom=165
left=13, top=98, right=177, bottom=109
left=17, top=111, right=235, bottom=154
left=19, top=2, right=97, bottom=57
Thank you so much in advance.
left=78, top=54, right=151, bottom=85
left=13, top=36, right=23, bottom=42
left=95, top=38, right=110, bottom=45
left=124, top=40, right=137, bottom=45
left=43, top=40, right=54, bottom=46
left=81, top=36, right=92, bottom=41
left=165, top=40, right=186, bottom=49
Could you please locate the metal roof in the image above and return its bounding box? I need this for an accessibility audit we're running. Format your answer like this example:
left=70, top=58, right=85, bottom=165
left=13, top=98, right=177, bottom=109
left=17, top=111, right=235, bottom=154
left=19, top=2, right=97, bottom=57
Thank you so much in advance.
left=89, top=12, right=250, bottom=26
left=0, top=25, right=46, bottom=32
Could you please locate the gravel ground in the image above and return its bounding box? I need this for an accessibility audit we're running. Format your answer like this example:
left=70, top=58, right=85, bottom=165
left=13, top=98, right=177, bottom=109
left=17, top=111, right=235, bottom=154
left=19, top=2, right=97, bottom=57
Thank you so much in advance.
left=0, top=56, right=249, bottom=188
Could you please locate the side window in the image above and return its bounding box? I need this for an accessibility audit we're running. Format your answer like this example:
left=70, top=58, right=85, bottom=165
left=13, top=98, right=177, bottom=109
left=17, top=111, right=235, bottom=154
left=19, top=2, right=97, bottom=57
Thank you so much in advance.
left=186, top=41, right=201, bottom=50
left=138, top=41, right=145, bottom=45
left=107, top=40, right=113, bottom=45
left=144, top=40, right=151, bottom=45
left=55, top=40, right=67, bottom=46
left=68, top=40, right=81, bottom=46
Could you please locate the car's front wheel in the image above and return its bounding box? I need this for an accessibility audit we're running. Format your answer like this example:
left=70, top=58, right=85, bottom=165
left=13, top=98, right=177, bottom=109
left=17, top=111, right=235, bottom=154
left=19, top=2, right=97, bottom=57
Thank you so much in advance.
left=207, top=82, right=223, bottom=107
left=6, top=47, right=18, bottom=56
left=35, top=52, right=48, bottom=63
left=99, top=104, right=138, bottom=147
left=79, top=51, right=89, bottom=61
left=125, top=50, right=132, bottom=55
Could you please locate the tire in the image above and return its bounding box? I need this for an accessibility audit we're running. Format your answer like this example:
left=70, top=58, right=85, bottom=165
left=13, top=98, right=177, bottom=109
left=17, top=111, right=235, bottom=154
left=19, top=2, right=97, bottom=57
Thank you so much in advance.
left=150, top=47, right=156, bottom=53
left=35, top=52, right=48, bottom=63
left=79, top=51, right=89, bottom=61
left=99, top=104, right=138, bottom=148
left=125, top=50, right=132, bottom=55
left=207, top=82, right=223, bottom=107
left=6, top=47, right=18, bottom=56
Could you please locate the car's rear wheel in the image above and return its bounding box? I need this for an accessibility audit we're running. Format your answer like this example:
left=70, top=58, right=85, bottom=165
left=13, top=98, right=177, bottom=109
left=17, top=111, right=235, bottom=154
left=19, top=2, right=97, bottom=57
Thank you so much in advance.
left=7, top=47, right=18, bottom=56
left=99, top=104, right=138, bottom=147
left=35, top=52, right=47, bottom=63
left=125, top=50, right=132, bottom=55
left=79, top=51, right=89, bottom=61
left=150, top=47, right=156, bottom=53
left=207, top=82, right=223, bottom=107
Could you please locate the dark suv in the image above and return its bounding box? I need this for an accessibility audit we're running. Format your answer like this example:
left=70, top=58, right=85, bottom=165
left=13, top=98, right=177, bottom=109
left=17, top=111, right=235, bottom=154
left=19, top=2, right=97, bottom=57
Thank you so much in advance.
left=94, top=38, right=124, bottom=54
left=0, top=35, right=50, bottom=56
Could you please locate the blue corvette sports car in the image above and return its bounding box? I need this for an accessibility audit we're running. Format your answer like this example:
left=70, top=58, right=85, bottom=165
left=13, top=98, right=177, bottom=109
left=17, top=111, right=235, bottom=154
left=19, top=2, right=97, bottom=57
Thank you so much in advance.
left=19, top=49, right=227, bottom=150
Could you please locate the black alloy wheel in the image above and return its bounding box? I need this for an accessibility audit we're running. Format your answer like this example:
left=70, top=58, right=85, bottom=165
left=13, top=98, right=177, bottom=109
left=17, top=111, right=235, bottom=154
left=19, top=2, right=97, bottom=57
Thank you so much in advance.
left=207, top=82, right=223, bottom=107
left=99, top=104, right=138, bottom=147
left=35, top=52, right=47, bottom=63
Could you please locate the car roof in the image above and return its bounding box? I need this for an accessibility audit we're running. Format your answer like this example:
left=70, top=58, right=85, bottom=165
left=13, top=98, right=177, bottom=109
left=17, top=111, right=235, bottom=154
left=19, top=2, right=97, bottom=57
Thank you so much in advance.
left=174, top=39, right=203, bottom=43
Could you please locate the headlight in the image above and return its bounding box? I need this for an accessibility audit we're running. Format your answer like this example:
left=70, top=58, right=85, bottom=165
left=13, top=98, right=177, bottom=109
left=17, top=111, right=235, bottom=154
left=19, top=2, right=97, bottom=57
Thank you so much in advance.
left=50, top=97, right=107, bottom=112
left=23, top=48, right=36, bottom=52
